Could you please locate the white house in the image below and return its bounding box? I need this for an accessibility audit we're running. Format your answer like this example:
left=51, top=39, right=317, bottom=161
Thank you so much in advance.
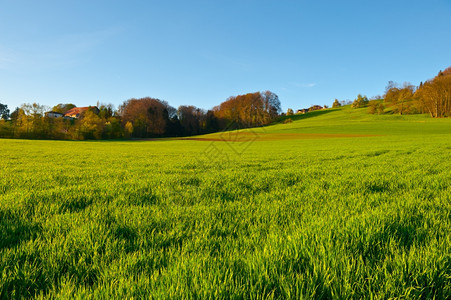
left=45, top=111, right=64, bottom=118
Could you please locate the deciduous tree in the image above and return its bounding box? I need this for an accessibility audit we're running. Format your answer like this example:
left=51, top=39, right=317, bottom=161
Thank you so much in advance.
left=79, top=110, right=104, bottom=139
left=351, top=94, right=369, bottom=108
left=177, top=105, right=206, bottom=136
left=415, top=69, right=451, bottom=117
left=52, top=103, right=76, bottom=114
left=384, top=82, right=415, bottom=115
left=119, top=97, right=175, bottom=137
left=0, top=103, right=10, bottom=120
left=213, top=91, right=281, bottom=129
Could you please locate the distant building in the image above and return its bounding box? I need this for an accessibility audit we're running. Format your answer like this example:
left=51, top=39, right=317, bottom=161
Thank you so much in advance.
left=45, top=111, right=64, bottom=118
left=296, top=109, right=309, bottom=114
left=308, top=105, right=323, bottom=112
left=64, top=106, right=99, bottom=119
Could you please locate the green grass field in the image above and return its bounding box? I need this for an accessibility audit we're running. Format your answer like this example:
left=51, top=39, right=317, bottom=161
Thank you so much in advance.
left=1, top=106, right=450, bottom=299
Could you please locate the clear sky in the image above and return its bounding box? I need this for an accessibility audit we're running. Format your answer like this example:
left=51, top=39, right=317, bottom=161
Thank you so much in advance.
left=1, top=0, right=450, bottom=112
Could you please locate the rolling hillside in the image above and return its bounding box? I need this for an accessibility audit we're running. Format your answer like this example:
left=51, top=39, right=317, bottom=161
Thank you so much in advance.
left=0, top=107, right=450, bottom=298
left=190, top=105, right=451, bottom=141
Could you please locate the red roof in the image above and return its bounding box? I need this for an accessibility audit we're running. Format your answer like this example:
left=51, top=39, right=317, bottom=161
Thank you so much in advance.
left=64, top=107, right=96, bottom=118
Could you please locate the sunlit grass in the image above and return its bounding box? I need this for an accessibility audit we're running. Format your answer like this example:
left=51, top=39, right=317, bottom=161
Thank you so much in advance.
left=0, top=107, right=450, bottom=298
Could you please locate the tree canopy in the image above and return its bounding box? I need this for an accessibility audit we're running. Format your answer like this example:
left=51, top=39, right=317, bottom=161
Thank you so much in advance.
left=351, top=94, right=369, bottom=108
left=118, top=97, right=175, bottom=137
left=213, top=91, right=281, bottom=128
left=0, top=103, right=10, bottom=120
left=332, top=99, right=341, bottom=108
left=415, top=68, right=451, bottom=118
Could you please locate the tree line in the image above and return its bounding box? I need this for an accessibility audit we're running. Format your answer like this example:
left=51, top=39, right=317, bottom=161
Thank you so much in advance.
left=0, top=91, right=281, bottom=140
left=415, top=67, right=451, bottom=117
left=340, top=66, right=451, bottom=117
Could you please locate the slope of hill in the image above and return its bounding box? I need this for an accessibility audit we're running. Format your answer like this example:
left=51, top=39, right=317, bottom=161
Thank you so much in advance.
left=270, top=106, right=451, bottom=135
left=188, top=105, right=451, bottom=142
left=0, top=107, right=450, bottom=298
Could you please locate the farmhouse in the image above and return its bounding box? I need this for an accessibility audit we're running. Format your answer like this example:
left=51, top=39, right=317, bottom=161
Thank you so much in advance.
left=296, top=108, right=309, bottom=114
left=64, top=106, right=99, bottom=119
left=45, top=111, right=64, bottom=118
left=308, top=105, right=323, bottom=112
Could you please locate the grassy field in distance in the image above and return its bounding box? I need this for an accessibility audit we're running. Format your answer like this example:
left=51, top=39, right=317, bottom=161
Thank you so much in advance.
left=0, top=106, right=450, bottom=298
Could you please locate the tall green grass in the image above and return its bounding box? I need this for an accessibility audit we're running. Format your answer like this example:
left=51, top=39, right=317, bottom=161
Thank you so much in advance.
left=0, top=108, right=450, bottom=298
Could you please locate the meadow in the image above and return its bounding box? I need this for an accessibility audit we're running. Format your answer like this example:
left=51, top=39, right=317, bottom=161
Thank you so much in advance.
left=0, top=106, right=450, bottom=299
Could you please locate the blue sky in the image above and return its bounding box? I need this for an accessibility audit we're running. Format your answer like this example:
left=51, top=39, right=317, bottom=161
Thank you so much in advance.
left=1, top=0, right=450, bottom=112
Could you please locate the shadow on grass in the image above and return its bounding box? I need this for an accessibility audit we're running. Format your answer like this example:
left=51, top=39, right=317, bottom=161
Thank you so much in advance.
left=277, top=109, right=336, bottom=123
left=0, top=209, right=40, bottom=251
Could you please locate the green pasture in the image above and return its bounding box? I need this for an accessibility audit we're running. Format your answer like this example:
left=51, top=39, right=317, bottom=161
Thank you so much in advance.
left=0, top=107, right=450, bottom=298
